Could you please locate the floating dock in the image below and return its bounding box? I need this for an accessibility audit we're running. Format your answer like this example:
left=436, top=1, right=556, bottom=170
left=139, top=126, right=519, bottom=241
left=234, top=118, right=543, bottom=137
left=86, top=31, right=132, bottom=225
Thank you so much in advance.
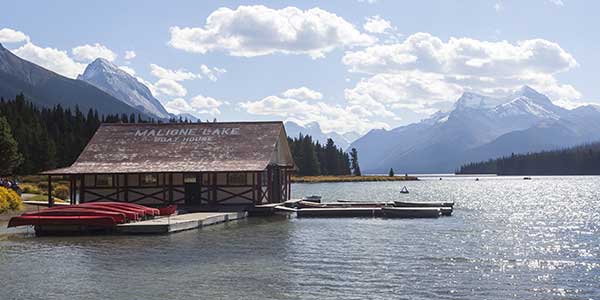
left=115, top=211, right=247, bottom=234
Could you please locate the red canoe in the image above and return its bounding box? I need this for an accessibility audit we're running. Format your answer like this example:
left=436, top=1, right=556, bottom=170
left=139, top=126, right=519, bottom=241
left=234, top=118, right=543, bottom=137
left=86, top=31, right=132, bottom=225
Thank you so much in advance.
left=8, top=215, right=117, bottom=228
left=107, top=202, right=160, bottom=216
left=83, top=203, right=148, bottom=218
left=158, top=205, right=177, bottom=216
left=46, top=204, right=140, bottom=221
left=23, top=208, right=127, bottom=224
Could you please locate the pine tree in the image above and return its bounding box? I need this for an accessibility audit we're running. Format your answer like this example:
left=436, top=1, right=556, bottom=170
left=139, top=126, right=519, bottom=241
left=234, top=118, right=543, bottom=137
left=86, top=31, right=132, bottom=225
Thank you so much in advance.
left=0, top=116, right=23, bottom=175
left=350, top=148, right=361, bottom=176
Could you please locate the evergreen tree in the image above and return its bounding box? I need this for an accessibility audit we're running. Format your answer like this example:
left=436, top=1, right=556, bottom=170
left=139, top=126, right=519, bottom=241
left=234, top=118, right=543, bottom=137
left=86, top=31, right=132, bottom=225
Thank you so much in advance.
left=350, top=148, right=361, bottom=176
left=0, top=116, right=23, bottom=175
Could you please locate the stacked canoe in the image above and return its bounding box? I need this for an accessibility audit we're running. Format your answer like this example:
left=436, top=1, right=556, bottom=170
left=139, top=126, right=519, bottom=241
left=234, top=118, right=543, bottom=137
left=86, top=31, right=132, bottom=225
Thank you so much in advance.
left=8, top=202, right=176, bottom=234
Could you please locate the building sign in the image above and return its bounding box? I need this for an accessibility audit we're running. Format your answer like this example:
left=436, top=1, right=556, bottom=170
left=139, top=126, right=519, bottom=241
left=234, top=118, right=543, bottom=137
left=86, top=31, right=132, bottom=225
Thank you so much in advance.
left=134, top=127, right=240, bottom=143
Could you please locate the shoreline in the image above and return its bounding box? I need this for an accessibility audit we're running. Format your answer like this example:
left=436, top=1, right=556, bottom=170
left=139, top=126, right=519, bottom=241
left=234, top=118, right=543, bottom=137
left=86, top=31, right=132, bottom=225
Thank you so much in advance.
left=291, top=175, right=419, bottom=183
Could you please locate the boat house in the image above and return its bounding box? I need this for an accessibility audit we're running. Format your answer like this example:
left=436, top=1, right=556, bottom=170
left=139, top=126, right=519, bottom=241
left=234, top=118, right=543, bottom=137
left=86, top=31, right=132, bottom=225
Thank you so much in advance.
left=41, top=122, right=295, bottom=209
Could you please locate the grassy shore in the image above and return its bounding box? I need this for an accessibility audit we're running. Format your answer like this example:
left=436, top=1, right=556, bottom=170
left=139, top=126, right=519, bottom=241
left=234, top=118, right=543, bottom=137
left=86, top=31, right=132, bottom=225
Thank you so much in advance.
left=291, top=175, right=418, bottom=183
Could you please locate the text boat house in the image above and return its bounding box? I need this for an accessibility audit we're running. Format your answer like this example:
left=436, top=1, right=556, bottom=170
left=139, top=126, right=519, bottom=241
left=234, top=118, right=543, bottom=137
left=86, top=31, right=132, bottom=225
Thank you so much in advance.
left=41, top=122, right=295, bottom=208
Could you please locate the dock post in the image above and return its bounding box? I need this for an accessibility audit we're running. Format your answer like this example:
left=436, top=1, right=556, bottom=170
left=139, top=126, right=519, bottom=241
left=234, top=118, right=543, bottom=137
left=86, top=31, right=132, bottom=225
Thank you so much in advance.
left=47, top=175, right=54, bottom=207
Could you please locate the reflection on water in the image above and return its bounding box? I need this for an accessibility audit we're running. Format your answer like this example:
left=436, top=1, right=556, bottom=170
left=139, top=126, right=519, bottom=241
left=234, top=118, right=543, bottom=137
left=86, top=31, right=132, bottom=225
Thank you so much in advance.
left=1, top=176, right=599, bottom=299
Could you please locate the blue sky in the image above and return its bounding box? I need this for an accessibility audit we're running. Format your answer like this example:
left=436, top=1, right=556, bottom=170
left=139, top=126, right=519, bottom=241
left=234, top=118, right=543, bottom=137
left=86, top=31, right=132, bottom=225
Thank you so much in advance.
left=1, top=0, right=598, bottom=134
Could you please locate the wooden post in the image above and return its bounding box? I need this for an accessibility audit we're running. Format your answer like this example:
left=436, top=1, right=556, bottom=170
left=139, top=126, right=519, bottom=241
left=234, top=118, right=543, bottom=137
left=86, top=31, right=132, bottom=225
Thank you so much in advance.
left=169, top=173, right=173, bottom=204
left=211, top=173, right=217, bottom=205
left=288, top=172, right=292, bottom=200
left=47, top=176, right=53, bottom=207
left=124, top=174, right=129, bottom=202
left=256, top=171, right=262, bottom=204
left=70, top=175, right=75, bottom=205
left=267, top=167, right=273, bottom=203
left=80, top=175, right=85, bottom=203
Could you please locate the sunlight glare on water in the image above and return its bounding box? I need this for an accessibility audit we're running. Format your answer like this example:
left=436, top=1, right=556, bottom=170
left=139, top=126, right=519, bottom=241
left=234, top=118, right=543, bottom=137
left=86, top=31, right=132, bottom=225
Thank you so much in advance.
left=0, top=176, right=598, bottom=299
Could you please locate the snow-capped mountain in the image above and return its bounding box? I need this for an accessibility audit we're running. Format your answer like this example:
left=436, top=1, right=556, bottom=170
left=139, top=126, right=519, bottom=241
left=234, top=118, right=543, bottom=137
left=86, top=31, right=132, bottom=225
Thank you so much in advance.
left=78, top=58, right=171, bottom=119
left=0, top=43, right=144, bottom=117
left=285, top=121, right=360, bottom=150
left=350, top=86, right=600, bottom=173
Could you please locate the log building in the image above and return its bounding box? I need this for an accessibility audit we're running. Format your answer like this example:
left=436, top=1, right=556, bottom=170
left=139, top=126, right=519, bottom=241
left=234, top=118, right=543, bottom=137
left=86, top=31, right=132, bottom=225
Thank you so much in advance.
left=41, top=122, right=295, bottom=209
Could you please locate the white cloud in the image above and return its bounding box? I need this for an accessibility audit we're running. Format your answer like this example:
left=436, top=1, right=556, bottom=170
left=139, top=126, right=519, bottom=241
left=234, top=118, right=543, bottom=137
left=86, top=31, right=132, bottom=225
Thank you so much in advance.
left=342, top=32, right=581, bottom=112
left=345, top=71, right=462, bottom=115
left=168, top=5, right=374, bottom=58
left=12, top=42, right=86, bottom=78
left=494, top=2, right=503, bottom=11
left=71, top=43, right=117, bottom=63
left=343, top=33, right=577, bottom=76
left=242, top=88, right=388, bottom=134
left=154, top=78, right=187, bottom=97
left=0, top=28, right=29, bottom=43
left=163, top=98, right=193, bottom=115
left=118, top=66, right=136, bottom=76
left=200, top=64, right=226, bottom=81
left=363, top=16, right=392, bottom=34
left=124, top=50, right=136, bottom=60
left=281, top=87, right=323, bottom=100
left=150, top=63, right=199, bottom=81
left=164, top=94, right=223, bottom=116
left=358, top=0, right=378, bottom=3
left=548, top=0, right=564, bottom=6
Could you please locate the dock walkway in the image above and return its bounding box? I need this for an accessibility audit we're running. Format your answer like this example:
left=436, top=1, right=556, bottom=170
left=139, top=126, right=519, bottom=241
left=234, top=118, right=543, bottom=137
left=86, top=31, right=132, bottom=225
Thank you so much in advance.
left=116, top=211, right=247, bottom=234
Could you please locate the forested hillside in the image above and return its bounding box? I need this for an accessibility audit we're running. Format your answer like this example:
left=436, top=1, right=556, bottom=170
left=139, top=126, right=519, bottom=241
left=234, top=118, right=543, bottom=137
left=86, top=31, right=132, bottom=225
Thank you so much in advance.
left=0, top=94, right=152, bottom=174
left=287, top=134, right=354, bottom=176
left=458, top=143, right=600, bottom=175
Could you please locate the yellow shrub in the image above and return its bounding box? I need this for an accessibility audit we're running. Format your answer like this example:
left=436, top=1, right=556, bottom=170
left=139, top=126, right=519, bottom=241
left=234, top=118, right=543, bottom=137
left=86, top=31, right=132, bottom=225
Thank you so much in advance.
left=0, top=187, right=22, bottom=213
left=0, top=190, right=8, bottom=213
left=52, top=184, right=70, bottom=201
left=20, top=183, right=41, bottom=194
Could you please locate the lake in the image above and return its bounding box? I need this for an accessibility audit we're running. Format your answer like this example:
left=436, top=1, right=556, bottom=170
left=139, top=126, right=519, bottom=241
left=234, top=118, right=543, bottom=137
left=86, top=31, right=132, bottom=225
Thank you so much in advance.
left=1, top=176, right=598, bottom=299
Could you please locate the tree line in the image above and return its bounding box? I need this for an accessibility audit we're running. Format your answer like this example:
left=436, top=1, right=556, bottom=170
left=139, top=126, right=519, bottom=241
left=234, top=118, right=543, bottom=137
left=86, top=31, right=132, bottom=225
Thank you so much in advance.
left=457, top=143, right=600, bottom=175
left=0, top=94, right=182, bottom=175
left=0, top=94, right=362, bottom=177
left=287, top=134, right=361, bottom=176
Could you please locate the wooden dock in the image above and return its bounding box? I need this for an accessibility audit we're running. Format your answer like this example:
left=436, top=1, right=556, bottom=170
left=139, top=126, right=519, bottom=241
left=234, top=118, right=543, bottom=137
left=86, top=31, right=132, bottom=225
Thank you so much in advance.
left=115, top=211, right=247, bottom=234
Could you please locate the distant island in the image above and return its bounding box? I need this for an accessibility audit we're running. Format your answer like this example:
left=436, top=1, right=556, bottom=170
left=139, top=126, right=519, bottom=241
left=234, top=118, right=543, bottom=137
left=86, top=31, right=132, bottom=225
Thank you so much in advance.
left=457, top=142, right=600, bottom=175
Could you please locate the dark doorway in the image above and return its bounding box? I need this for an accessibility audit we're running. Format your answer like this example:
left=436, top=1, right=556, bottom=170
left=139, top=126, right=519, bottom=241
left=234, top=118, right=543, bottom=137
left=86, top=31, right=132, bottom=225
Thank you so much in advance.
left=184, top=183, right=201, bottom=205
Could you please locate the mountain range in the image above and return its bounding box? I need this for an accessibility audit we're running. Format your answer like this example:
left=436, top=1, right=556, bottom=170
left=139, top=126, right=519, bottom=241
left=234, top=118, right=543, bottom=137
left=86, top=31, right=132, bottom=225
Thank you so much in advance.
left=285, top=121, right=359, bottom=150
left=77, top=58, right=171, bottom=119
left=0, top=43, right=145, bottom=117
left=350, top=86, right=600, bottom=173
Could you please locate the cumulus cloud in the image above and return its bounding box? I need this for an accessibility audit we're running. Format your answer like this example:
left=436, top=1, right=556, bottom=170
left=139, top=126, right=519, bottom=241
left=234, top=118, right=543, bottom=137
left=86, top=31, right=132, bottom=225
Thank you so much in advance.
left=12, top=42, right=86, bottom=78
left=548, top=0, right=564, bottom=6
left=164, top=94, right=223, bottom=116
left=282, top=87, right=323, bottom=100
left=71, top=43, right=117, bottom=63
left=124, top=50, right=136, bottom=60
left=168, top=5, right=374, bottom=58
left=154, top=78, right=187, bottom=97
left=200, top=64, right=226, bottom=81
left=242, top=88, right=387, bottom=134
left=342, top=32, right=581, bottom=115
left=118, top=66, right=136, bottom=76
left=150, top=63, right=199, bottom=81
left=0, top=28, right=29, bottom=43
left=363, top=16, right=392, bottom=34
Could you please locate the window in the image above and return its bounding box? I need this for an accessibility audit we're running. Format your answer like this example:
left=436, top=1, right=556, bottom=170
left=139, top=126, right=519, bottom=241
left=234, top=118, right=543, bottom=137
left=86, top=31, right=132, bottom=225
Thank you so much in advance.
left=184, top=174, right=197, bottom=183
left=228, top=173, right=248, bottom=185
left=201, top=173, right=211, bottom=185
left=96, top=175, right=113, bottom=187
left=140, top=174, right=157, bottom=186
